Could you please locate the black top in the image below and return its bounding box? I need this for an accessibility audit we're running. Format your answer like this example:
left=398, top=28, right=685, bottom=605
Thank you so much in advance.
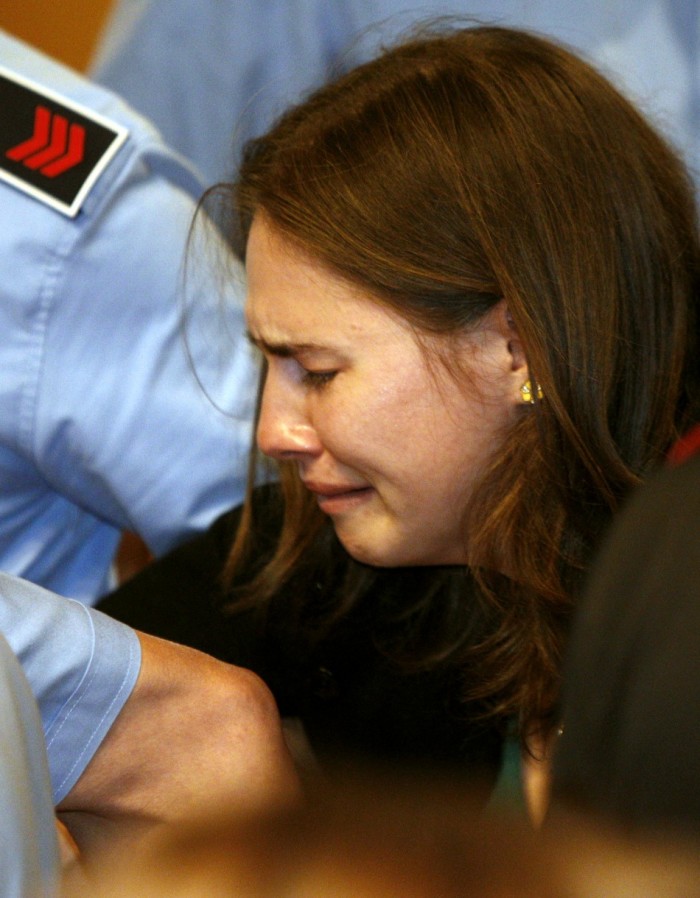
left=98, top=486, right=504, bottom=793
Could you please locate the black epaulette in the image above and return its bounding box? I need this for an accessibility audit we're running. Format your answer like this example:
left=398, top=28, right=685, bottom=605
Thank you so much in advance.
left=0, top=64, right=128, bottom=217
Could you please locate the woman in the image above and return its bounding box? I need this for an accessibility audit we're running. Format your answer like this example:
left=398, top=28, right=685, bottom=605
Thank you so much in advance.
left=98, top=24, right=700, bottom=806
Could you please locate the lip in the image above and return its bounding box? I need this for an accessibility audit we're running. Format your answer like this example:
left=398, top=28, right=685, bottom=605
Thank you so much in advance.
left=303, top=481, right=374, bottom=515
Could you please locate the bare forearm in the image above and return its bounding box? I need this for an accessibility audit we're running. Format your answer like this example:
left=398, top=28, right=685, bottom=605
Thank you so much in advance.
left=57, top=631, right=300, bottom=859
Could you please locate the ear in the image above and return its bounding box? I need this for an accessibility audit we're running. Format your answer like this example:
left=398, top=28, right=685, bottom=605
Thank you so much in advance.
left=500, top=301, right=528, bottom=374
left=491, top=300, right=531, bottom=409
left=464, top=299, right=532, bottom=409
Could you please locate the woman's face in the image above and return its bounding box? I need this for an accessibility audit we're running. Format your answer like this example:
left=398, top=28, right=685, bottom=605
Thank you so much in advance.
left=245, top=217, right=525, bottom=567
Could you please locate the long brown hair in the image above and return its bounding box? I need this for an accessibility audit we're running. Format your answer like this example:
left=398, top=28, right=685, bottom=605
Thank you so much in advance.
left=217, top=24, right=700, bottom=731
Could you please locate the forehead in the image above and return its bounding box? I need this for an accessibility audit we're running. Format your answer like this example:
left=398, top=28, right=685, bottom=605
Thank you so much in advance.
left=245, top=216, right=413, bottom=349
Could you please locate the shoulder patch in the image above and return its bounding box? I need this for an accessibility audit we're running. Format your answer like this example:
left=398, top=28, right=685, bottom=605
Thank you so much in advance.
left=0, top=64, right=128, bottom=218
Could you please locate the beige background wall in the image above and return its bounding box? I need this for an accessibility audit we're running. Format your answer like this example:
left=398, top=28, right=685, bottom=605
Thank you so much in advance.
left=0, top=0, right=115, bottom=71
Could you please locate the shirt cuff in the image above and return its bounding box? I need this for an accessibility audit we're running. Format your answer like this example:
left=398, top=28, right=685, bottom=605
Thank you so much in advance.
left=0, top=573, right=141, bottom=803
left=45, top=603, right=141, bottom=802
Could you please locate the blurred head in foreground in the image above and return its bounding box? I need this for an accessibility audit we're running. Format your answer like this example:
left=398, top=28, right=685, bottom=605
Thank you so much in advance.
left=67, top=771, right=700, bottom=897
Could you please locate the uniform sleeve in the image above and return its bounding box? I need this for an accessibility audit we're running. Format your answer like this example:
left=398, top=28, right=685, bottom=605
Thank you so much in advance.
left=0, top=572, right=141, bottom=804
left=91, top=0, right=366, bottom=183
left=30, top=142, right=259, bottom=557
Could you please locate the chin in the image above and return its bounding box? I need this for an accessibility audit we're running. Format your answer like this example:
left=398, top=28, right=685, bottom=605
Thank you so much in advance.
left=337, top=534, right=432, bottom=569
left=336, top=536, right=394, bottom=568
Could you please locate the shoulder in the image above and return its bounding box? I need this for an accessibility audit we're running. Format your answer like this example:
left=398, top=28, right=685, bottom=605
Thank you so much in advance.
left=0, top=29, right=203, bottom=227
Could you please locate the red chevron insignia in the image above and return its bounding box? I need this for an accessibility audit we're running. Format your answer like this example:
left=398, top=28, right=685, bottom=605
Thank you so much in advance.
left=0, top=69, right=128, bottom=216
left=6, top=105, right=86, bottom=177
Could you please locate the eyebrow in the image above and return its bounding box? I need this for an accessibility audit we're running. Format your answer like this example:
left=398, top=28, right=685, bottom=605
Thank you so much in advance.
left=245, top=330, right=328, bottom=357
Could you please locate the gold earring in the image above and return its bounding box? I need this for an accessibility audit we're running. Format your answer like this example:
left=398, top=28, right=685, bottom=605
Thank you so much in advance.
left=520, top=380, right=543, bottom=404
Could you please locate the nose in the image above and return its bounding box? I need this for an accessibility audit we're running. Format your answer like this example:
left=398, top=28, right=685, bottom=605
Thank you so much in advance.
left=256, top=370, right=322, bottom=461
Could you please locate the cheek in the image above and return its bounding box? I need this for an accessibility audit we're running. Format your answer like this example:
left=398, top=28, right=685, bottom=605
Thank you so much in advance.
left=308, top=394, right=359, bottom=451
left=419, top=391, right=508, bottom=483
left=309, top=380, right=407, bottom=465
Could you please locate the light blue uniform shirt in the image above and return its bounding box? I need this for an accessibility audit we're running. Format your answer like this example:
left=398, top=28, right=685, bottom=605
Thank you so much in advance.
left=0, top=31, right=258, bottom=604
left=93, top=0, right=700, bottom=186
left=0, top=572, right=140, bottom=896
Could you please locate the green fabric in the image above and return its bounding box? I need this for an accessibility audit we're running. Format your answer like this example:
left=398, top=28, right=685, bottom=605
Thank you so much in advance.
left=486, top=735, right=526, bottom=814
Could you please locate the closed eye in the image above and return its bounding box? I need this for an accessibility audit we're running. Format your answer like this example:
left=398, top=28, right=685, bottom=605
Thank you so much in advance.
left=301, top=369, right=337, bottom=389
